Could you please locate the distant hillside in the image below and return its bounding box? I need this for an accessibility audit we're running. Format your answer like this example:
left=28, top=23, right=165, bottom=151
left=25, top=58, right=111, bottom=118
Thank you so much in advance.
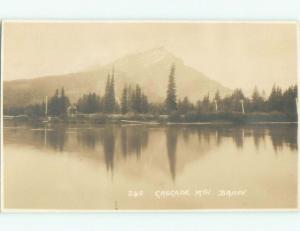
left=4, top=47, right=231, bottom=108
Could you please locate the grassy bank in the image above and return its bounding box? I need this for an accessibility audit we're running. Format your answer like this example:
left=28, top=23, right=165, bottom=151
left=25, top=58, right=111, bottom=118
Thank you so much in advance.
left=167, top=111, right=297, bottom=124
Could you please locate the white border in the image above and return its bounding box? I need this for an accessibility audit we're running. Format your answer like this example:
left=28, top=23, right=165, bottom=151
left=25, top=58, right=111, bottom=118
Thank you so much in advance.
left=297, top=22, right=300, bottom=210
left=1, top=20, right=4, bottom=212
left=1, top=20, right=299, bottom=213
left=1, top=19, right=299, bottom=23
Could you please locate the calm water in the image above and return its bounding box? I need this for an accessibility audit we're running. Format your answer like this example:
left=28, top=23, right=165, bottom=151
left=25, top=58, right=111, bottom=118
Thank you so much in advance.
left=3, top=122, right=298, bottom=210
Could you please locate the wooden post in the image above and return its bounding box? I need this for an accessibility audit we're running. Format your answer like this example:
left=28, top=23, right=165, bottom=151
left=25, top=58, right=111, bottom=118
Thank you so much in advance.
left=45, top=96, right=48, bottom=117
left=214, top=100, right=218, bottom=112
left=240, top=99, right=245, bottom=114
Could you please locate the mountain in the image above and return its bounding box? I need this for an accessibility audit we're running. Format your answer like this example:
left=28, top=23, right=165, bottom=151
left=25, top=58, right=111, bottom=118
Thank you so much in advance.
left=3, top=47, right=231, bottom=109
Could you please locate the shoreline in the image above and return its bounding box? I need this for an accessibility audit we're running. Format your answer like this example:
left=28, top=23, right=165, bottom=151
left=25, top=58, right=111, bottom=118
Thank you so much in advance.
left=3, top=111, right=298, bottom=126
left=3, top=117, right=298, bottom=126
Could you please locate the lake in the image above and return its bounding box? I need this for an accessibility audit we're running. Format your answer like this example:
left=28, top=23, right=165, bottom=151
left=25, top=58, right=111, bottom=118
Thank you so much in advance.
left=3, top=122, right=298, bottom=210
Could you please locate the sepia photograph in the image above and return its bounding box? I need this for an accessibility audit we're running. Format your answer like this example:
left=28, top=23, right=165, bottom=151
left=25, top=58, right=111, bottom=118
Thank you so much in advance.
left=1, top=21, right=298, bottom=211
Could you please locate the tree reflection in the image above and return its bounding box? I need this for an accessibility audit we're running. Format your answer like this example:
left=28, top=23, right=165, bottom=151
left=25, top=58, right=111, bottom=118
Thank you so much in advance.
left=268, top=124, right=298, bottom=152
left=9, top=122, right=298, bottom=183
left=120, top=127, right=128, bottom=158
left=121, top=126, right=149, bottom=159
left=231, top=128, right=244, bottom=149
left=202, top=128, right=211, bottom=145
left=77, top=130, right=99, bottom=150
left=182, top=127, right=190, bottom=143
left=252, top=126, right=266, bottom=150
left=166, top=127, right=178, bottom=181
left=48, top=125, right=67, bottom=152
left=102, top=126, right=115, bottom=172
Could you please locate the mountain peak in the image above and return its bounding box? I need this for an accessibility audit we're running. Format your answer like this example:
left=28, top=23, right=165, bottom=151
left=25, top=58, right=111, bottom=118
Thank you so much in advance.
left=138, top=46, right=173, bottom=60
left=112, top=46, right=181, bottom=70
left=144, top=46, right=168, bottom=55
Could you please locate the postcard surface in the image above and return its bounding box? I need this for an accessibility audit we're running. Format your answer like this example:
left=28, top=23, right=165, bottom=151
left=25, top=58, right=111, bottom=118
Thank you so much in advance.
left=1, top=21, right=298, bottom=211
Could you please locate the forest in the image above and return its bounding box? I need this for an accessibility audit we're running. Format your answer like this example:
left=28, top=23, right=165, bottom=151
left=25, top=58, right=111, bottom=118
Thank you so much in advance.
left=4, top=64, right=298, bottom=123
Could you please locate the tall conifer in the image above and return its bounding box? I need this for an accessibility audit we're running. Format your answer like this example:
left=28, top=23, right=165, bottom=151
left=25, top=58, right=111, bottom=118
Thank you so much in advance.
left=165, top=64, right=177, bottom=113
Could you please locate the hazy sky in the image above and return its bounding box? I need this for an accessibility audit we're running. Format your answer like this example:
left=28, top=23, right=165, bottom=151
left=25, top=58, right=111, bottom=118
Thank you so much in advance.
left=3, top=22, right=298, bottom=92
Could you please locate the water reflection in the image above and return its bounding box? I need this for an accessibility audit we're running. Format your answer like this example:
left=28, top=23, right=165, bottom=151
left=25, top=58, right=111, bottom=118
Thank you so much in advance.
left=77, top=129, right=99, bottom=150
left=31, top=125, right=68, bottom=152
left=166, top=127, right=178, bottom=181
left=125, top=126, right=149, bottom=159
left=102, top=127, right=115, bottom=172
left=252, top=127, right=266, bottom=150
left=120, top=128, right=128, bottom=158
left=4, top=122, right=298, bottom=180
left=49, top=125, right=67, bottom=152
left=268, top=125, right=298, bottom=152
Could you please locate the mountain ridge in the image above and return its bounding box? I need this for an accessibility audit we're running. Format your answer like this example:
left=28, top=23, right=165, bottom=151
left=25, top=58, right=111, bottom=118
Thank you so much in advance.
left=4, top=47, right=232, bottom=108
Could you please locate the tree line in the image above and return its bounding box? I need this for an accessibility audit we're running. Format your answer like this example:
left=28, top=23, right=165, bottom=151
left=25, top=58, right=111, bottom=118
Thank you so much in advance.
left=76, top=71, right=149, bottom=114
left=4, top=64, right=298, bottom=119
left=9, top=87, right=71, bottom=118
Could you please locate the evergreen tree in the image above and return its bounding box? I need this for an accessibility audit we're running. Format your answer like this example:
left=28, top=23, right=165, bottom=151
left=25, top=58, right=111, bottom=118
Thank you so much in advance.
left=140, top=93, right=149, bottom=113
left=195, top=100, right=202, bottom=113
left=129, top=85, right=135, bottom=112
left=103, top=74, right=111, bottom=113
left=121, top=85, right=128, bottom=114
left=48, top=88, right=70, bottom=117
left=165, top=64, right=177, bottom=113
left=268, top=85, right=283, bottom=112
left=103, top=70, right=116, bottom=114
left=251, top=86, right=264, bottom=112
left=77, top=92, right=101, bottom=114
left=178, top=96, right=192, bottom=114
left=60, top=87, right=70, bottom=116
left=48, top=89, right=60, bottom=116
left=114, top=101, right=121, bottom=114
left=109, top=70, right=116, bottom=112
left=230, top=89, right=245, bottom=112
left=202, top=94, right=211, bottom=113
left=25, top=103, right=45, bottom=118
left=132, top=85, right=142, bottom=113
left=282, top=85, right=297, bottom=115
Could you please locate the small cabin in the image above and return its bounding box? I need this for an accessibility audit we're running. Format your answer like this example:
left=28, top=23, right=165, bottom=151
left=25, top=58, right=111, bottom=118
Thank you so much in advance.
left=67, top=104, right=77, bottom=117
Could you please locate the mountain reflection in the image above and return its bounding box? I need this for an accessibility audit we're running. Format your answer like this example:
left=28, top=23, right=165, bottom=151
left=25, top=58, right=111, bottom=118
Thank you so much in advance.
left=4, top=121, right=298, bottom=180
